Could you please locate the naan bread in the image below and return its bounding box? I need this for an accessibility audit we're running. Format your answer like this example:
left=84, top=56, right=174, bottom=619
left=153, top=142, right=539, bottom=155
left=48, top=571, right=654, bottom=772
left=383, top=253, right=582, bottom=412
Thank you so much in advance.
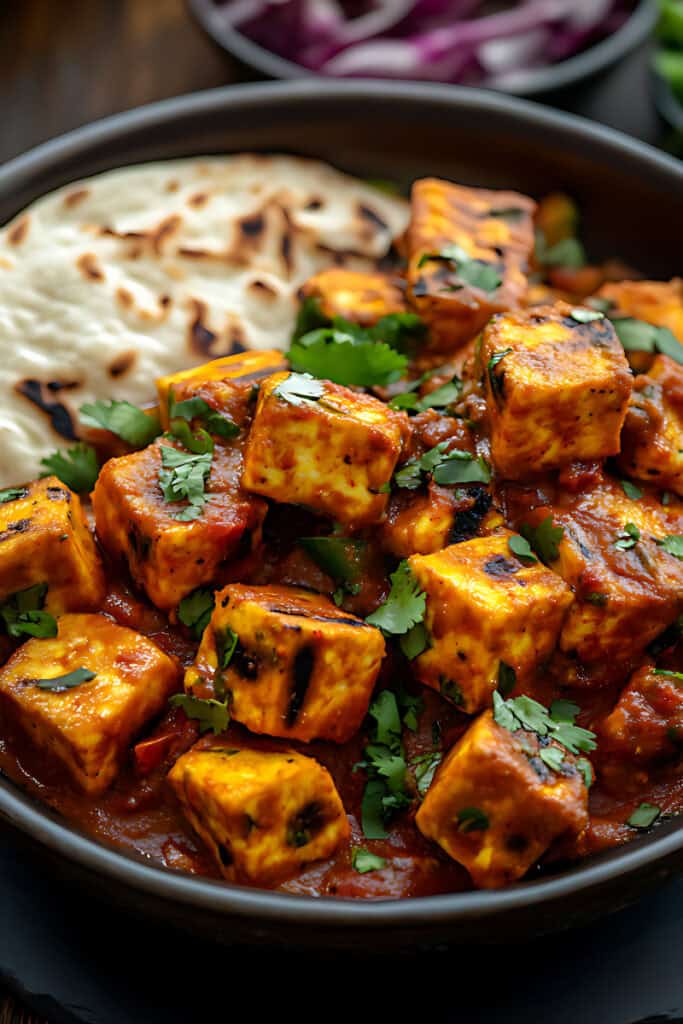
left=0, top=155, right=408, bottom=487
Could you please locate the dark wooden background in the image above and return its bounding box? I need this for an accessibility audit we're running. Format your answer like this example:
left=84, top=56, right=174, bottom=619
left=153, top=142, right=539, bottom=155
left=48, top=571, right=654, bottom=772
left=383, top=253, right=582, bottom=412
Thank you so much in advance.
left=0, top=3, right=676, bottom=1022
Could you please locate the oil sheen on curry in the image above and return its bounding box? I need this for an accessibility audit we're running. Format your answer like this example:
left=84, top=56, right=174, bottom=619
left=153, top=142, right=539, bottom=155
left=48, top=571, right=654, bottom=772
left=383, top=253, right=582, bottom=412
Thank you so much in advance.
left=0, top=176, right=681, bottom=899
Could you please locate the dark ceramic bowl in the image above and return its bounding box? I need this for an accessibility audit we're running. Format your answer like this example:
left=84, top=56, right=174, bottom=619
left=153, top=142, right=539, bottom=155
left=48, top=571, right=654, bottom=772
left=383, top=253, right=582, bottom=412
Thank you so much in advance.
left=189, top=0, right=658, bottom=97
left=0, top=81, right=681, bottom=951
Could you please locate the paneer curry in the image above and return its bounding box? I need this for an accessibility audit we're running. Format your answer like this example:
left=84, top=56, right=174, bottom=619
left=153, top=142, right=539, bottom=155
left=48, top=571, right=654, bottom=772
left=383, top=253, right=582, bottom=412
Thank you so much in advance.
left=0, top=176, right=681, bottom=899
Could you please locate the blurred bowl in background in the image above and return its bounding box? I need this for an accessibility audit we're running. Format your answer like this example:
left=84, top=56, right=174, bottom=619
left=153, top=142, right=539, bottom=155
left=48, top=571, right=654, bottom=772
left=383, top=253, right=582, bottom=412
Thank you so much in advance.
left=189, top=0, right=658, bottom=97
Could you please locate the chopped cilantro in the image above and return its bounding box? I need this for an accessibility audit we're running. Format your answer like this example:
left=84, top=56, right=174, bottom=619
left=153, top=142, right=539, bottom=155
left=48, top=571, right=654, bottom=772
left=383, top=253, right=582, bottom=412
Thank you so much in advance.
left=657, top=535, right=683, bottom=559
left=626, top=803, right=661, bottom=830
left=288, top=317, right=409, bottom=387
left=611, top=318, right=683, bottom=366
left=0, top=583, right=57, bottom=640
left=357, top=690, right=412, bottom=839
left=508, top=534, right=537, bottom=563
left=40, top=444, right=99, bottom=493
left=292, top=295, right=329, bottom=340
left=410, top=750, right=442, bottom=796
left=299, top=536, right=365, bottom=597
left=80, top=399, right=162, bottom=448
left=621, top=480, right=643, bottom=501
left=653, top=668, right=683, bottom=684
left=351, top=848, right=387, bottom=874
left=456, top=807, right=489, bottom=833
left=170, top=693, right=230, bottom=735
left=585, top=592, right=608, bottom=606
left=177, top=588, right=215, bottom=639
left=35, top=668, right=96, bottom=691
left=400, top=622, right=429, bottom=660
left=0, top=488, right=27, bottom=504
left=577, top=757, right=594, bottom=788
left=487, top=348, right=512, bottom=401
left=615, top=522, right=640, bottom=551
left=536, top=234, right=586, bottom=269
left=418, top=244, right=502, bottom=293
left=366, top=561, right=426, bottom=637
left=415, top=377, right=462, bottom=411
left=540, top=746, right=565, bottom=772
left=158, top=445, right=212, bottom=521
left=493, top=692, right=597, bottom=761
left=167, top=390, right=238, bottom=444
left=273, top=372, right=325, bottom=407
left=519, top=516, right=564, bottom=564
left=432, top=454, right=491, bottom=486
left=569, top=308, right=605, bottom=324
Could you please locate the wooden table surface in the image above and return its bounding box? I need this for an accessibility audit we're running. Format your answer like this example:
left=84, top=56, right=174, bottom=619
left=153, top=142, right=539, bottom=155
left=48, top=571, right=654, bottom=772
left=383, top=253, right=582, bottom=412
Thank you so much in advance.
left=1, top=1, right=245, bottom=1020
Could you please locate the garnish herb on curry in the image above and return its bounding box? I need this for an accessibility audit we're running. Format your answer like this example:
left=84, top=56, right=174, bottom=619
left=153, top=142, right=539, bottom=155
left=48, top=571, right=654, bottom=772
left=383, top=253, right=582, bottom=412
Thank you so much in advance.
left=0, top=176, right=681, bottom=898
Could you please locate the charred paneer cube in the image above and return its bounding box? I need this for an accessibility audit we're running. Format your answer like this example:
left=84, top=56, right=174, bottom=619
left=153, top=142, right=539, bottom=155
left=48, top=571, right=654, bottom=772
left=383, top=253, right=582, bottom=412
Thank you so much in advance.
left=406, top=178, right=536, bottom=354
left=482, top=303, right=632, bottom=479
left=600, top=664, right=683, bottom=764
left=0, top=613, right=180, bottom=794
left=381, top=482, right=495, bottom=559
left=242, top=372, right=407, bottom=528
left=523, top=484, right=683, bottom=667
left=156, top=350, right=287, bottom=431
left=618, top=355, right=683, bottom=497
left=168, top=744, right=349, bottom=885
left=0, top=477, right=105, bottom=616
left=408, top=532, right=573, bottom=713
left=185, top=584, right=385, bottom=743
left=299, top=268, right=407, bottom=326
left=416, top=708, right=589, bottom=888
left=93, top=441, right=266, bottom=612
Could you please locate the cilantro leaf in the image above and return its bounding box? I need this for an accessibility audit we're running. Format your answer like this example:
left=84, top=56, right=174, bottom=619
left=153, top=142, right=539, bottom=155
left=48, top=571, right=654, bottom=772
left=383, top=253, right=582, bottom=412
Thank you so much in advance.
left=352, top=848, right=387, bottom=874
left=657, top=535, right=683, bottom=559
left=492, top=690, right=520, bottom=732
left=361, top=778, right=389, bottom=839
left=370, top=313, right=426, bottom=354
left=585, top=592, right=608, bottom=606
left=35, top=668, right=96, bottom=691
left=418, top=245, right=502, bottom=293
left=577, top=757, right=594, bottom=788
left=366, top=561, right=426, bottom=636
left=611, top=318, right=683, bottom=366
left=497, top=661, right=516, bottom=698
left=550, top=699, right=581, bottom=724
left=292, top=295, right=329, bottom=341
left=540, top=746, right=565, bottom=772
left=400, top=622, right=429, bottom=660
left=621, top=480, right=643, bottom=501
left=288, top=326, right=407, bottom=387
left=410, top=750, right=442, bottom=796
left=170, top=693, right=230, bottom=735
left=358, top=690, right=412, bottom=839
left=508, top=534, right=537, bottom=563
left=615, top=522, right=640, bottom=551
left=535, top=234, right=586, bottom=269
left=0, top=583, right=57, bottom=639
left=653, top=668, right=683, bottom=684
left=493, top=692, right=597, bottom=760
left=158, top=445, right=212, bottom=521
left=457, top=807, right=489, bottom=833
left=569, top=308, right=605, bottom=324
left=520, top=516, right=564, bottom=564
left=415, top=377, right=462, bottom=411
left=433, top=454, right=491, bottom=486
left=167, top=390, right=238, bottom=444
left=0, top=488, right=27, bottom=504
left=177, top=588, right=215, bottom=639
left=626, top=802, right=661, bottom=830
left=40, top=444, right=99, bottom=493
left=299, top=536, right=365, bottom=594
left=167, top=419, right=214, bottom=455
left=368, top=690, right=402, bottom=747
left=273, top=372, right=325, bottom=407
left=80, top=399, right=161, bottom=448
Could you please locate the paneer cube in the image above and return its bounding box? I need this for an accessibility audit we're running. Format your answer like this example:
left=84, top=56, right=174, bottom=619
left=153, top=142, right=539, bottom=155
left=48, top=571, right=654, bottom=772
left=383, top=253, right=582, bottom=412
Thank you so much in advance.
left=481, top=303, right=632, bottom=479
left=618, top=355, right=683, bottom=496
left=0, top=477, right=105, bottom=615
left=416, top=709, right=589, bottom=888
left=168, top=744, right=350, bottom=885
left=185, top=584, right=385, bottom=743
left=93, top=441, right=266, bottom=612
left=600, top=664, right=683, bottom=764
left=382, top=482, right=494, bottom=558
left=406, top=178, right=536, bottom=354
left=0, top=613, right=180, bottom=794
left=242, top=372, right=407, bottom=528
left=408, top=532, right=573, bottom=713
left=156, top=350, right=287, bottom=431
left=300, top=268, right=407, bottom=326
left=523, top=482, right=683, bottom=667
left=596, top=278, right=683, bottom=347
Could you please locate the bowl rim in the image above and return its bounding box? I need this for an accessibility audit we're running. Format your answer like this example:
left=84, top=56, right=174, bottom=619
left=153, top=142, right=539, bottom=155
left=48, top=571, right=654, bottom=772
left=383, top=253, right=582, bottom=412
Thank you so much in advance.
left=0, top=78, right=681, bottom=928
left=188, top=0, right=658, bottom=97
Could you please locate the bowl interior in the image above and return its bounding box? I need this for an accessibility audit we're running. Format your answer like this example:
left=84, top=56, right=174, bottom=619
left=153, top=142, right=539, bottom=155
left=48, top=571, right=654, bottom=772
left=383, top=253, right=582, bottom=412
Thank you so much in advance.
left=0, top=81, right=681, bottom=939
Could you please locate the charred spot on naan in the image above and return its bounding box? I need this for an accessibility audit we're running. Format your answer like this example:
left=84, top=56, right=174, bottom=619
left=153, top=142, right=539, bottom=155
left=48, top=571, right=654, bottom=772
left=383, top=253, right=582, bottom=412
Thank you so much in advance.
left=7, top=217, right=30, bottom=246
left=63, top=188, right=90, bottom=209
left=76, top=252, right=105, bottom=282
left=108, top=351, right=138, bottom=379
left=15, top=380, right=78, bottom=441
